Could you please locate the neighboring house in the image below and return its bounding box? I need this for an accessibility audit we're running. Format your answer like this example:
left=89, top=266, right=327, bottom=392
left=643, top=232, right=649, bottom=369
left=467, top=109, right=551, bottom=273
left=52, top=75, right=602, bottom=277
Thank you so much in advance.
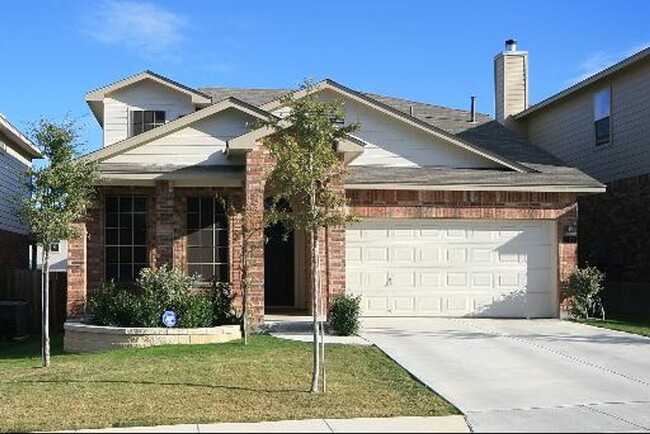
left=509, top=43, right=650, bottom=316
left=0, top=114, right=40, bottom=271
left=67, top=49, right=604, bottom=321
left=31, top=240, right=68, bottom=273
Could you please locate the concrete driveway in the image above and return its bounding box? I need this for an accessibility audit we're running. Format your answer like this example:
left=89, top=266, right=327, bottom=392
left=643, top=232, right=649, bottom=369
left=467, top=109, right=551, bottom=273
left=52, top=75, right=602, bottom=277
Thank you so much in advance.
left=361, top=318, right=650, bottom=432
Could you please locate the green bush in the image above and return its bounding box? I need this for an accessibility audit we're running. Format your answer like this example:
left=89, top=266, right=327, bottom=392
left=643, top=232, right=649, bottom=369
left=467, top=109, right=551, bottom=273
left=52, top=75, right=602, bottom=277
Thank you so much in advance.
left=87, top=281, right=140, bottom=327
left=88, top=266, right=239, bottom=328
left=328, top=294, right=361, bottom=336
left=210, top=278, right=240, bottom=326
left=565, top=266, right=605, bottom=319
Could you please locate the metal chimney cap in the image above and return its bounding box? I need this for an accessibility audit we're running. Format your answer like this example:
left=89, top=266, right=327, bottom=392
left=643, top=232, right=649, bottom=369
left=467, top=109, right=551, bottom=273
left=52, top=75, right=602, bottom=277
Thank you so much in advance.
left=505, top=39, right=518, bottom=51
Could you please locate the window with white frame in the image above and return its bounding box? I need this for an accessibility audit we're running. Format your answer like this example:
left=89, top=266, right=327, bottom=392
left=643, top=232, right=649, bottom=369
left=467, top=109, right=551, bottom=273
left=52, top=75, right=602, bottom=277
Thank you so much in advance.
left=131, top=110, right=165, bottom=137
left=594, top=87, right=611, bottom=146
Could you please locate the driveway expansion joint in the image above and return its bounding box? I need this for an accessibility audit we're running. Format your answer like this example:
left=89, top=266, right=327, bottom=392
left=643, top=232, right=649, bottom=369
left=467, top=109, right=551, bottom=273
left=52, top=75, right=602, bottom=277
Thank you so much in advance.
left=449, top=318, right=650, bottom=387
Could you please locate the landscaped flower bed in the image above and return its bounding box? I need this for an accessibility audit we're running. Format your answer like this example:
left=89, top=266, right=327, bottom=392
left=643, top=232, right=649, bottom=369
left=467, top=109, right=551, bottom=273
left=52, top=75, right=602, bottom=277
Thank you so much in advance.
left=64, top=266, right=242, bottom=353
left=63, top=322, right=241, bottom=353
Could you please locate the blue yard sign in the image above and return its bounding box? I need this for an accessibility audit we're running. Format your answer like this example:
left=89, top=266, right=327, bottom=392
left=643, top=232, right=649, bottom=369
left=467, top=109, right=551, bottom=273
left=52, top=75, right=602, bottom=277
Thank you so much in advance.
left=162, top=310, right=178, bottom=328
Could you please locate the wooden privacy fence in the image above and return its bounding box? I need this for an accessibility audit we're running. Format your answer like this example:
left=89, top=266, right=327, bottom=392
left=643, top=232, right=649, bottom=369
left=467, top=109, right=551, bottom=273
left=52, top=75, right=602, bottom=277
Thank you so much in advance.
left=0, top=269, right=67, bottom=332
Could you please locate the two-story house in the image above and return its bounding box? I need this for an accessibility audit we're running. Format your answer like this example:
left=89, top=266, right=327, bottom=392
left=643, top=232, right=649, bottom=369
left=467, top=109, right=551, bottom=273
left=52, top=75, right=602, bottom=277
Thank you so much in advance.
left=504, top=43, right=650, bottom=316
left=67, top=53, right=604, bottom=323
left=0, top=114, right=40, bottom=271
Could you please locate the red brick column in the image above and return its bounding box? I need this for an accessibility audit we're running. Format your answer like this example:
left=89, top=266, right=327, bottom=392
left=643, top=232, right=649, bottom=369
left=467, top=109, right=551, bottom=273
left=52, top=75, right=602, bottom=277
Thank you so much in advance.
left=557, top=203, right=578, bottom=315
left=67, top=222, right=87, bottom=318
left=325, top=174, right=346, bottom=312
left=326, top=225, right=345, bottom=310
left=244, top=146, right=268, bottom=323
left=154, top=180, right=174, bottom=268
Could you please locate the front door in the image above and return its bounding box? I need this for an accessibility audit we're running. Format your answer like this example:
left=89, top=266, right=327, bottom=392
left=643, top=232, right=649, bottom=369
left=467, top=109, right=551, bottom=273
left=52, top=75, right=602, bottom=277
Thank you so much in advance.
left=264, top=222, right=295, bottom=307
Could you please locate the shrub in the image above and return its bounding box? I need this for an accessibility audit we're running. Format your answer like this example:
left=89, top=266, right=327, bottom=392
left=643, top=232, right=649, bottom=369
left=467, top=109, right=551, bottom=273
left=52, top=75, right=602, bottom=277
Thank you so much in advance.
left=328, top=294, right=361, bottom=336
left=210, top=279, right=240, bottom=326
left=87, top=281, right=140, bottom=327
left=88, top=266, right=239, bottom=328
left=565, top=266, right=605, bottom=320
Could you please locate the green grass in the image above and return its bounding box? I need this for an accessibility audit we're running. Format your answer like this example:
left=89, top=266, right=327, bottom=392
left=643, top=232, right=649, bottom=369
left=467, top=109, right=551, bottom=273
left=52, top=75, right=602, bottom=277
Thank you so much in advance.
left=583, top=316, right=650, bottom=337
left=0, top=334, right=456, bottom=432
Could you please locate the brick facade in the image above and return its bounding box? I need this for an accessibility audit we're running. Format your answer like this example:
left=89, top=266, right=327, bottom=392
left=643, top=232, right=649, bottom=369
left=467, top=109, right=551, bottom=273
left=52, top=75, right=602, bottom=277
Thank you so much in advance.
left=578, top=174, right=650, bottom=315
left=67, top=172, right=580, bottom=320
left=347, top=190, right=579, bottom=314
left=0, top=228, right=29, bottom=270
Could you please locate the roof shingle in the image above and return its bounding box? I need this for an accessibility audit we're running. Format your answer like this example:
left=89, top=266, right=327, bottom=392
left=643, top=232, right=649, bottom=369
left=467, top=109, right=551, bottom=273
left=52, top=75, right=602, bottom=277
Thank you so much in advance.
left=197, top=85, right=603, bottom=189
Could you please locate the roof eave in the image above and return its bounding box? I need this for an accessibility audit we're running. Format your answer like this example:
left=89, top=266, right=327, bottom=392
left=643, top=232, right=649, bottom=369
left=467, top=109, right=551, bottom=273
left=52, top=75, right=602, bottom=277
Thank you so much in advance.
left=83, top=97, right=271, bottom=163
left=0, top=116, right=41, bottom=158
left=344, top=183, right=606, bottom=193
left=515, top=46, right=650, bottom=119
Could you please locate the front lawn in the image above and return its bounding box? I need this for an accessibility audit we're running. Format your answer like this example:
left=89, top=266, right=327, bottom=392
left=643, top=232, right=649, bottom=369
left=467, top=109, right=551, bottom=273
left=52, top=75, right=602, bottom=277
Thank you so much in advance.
left=0, top=334, right=456, bottom=432
left=583, top=316, right=650, bottom=337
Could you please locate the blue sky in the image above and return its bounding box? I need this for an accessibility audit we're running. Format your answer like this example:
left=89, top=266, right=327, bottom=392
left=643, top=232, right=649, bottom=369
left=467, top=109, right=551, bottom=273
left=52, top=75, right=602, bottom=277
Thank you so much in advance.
left=1, top=0, right=648, bottom=154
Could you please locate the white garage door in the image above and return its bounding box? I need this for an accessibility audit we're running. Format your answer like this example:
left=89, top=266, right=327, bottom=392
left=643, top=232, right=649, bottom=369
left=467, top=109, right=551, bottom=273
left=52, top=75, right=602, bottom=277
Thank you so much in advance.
left=346, top=219, right=556, bottom=318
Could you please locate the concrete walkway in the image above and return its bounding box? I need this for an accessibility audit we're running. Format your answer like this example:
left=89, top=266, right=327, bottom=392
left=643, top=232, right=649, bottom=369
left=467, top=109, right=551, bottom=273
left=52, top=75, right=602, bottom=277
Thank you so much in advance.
left=60, top=416, right=469, bottom=433
left=362, top=318, right=650, bottom=432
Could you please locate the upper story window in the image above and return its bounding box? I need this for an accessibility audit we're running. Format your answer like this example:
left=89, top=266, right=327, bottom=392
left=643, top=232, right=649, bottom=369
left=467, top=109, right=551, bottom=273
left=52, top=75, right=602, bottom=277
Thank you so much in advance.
left=131, top=110, right=165, bottom=137
left=593, top=87, right=611, bottom=146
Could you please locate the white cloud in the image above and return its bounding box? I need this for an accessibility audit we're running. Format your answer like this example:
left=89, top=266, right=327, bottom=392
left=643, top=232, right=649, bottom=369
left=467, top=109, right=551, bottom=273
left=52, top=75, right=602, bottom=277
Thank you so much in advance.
left=82, top=1, right=187, bottom=56
left=567, top=42, right=650, bottom=85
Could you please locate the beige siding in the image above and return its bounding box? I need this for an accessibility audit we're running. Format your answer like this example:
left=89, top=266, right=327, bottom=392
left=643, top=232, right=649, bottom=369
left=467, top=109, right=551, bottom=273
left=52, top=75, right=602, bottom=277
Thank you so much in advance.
left=495, top=53, right=528, bottom=122
left=103, top=79, right=195, bottom=147
left=0, top=134, right=30, bottom=234
left=316, top=90, right=502, bottom=169
left=525, top=60, right=650, bottom=183
left=105, top=108, right=254, bottom=167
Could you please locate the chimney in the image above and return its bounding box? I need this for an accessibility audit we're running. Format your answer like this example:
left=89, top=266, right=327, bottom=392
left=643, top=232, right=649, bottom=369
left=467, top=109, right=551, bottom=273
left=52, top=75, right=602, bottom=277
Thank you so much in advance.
left=494, top=38, right=528, bottom=124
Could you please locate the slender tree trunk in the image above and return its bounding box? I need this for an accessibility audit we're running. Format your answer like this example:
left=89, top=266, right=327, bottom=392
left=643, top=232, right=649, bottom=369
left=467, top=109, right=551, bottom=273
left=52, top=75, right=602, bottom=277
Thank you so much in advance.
left=310, top=228, right=321, bottom=393
left=320, top=319, right=326, bottom=393
left=241, top=226, right=249, bottom=346
left=41, top=249, right=50, bottom=368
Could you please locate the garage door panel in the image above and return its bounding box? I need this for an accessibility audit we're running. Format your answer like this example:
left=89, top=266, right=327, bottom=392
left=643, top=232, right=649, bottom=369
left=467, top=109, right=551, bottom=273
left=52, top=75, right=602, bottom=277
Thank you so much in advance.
left=366, top=270, right=389, bottom=288
left=391, top=246, right=416, bottom=262
left=366, top=297, right=390, bottom=315
left=393, top=297, right=416, bottom=313
left=346, top=219, right=556, bottom=318
left=420, top=246, right=441, bottom=262
left=446, top=247, right=468, bottom=264
left=419, top=271, right=442, bottom=287
left=446, top=296, right=469, bottom=313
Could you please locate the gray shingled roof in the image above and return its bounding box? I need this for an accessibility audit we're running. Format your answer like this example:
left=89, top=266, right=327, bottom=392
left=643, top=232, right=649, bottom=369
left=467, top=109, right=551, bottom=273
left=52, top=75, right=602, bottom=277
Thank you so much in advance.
left=199, top=86, right=602, bottom=189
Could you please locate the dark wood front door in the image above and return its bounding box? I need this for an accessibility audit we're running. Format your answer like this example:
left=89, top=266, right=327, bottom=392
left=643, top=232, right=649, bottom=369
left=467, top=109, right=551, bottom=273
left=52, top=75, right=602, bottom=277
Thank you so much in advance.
left=264, top=222, right=295, bottom=307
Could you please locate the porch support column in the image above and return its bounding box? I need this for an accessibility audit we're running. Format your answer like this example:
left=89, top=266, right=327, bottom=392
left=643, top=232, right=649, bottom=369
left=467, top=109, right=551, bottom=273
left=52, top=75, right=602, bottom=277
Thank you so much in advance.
left=154, top=180, right=174, bottom=268
left=244, top=146, right=268, bottom=323
left=67, top=222, right=87, bottom=318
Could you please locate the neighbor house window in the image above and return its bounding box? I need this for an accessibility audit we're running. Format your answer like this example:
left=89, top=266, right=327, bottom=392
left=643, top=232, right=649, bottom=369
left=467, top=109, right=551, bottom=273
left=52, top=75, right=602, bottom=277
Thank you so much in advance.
left=50, top=243, right=59, bottom=253
left=105, top=196, right=148, bottom=282
left=186, top=197, right=229, bottom=282
left=594, top=87, right=611, bottom=146
left=131, top=110, right=165, bottom=136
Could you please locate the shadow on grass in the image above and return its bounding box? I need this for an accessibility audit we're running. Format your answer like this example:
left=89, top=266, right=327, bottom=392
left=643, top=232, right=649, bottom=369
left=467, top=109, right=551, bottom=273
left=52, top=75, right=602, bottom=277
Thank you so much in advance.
left=0, top=333, right=64, bottom=360
left=3, top=378, right=306, bottom=394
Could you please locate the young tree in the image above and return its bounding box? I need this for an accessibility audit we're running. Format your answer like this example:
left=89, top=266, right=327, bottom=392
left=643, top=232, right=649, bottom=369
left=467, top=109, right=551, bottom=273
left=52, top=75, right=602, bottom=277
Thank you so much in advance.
left=17, top=120, right=99, bottom=367
left=262, top=81, right=360, bottom=393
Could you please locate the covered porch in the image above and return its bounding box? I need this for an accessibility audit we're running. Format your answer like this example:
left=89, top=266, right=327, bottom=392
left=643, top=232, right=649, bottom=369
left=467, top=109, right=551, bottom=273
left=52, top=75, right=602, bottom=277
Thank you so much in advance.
left=66, top=156, right=345, bottom=323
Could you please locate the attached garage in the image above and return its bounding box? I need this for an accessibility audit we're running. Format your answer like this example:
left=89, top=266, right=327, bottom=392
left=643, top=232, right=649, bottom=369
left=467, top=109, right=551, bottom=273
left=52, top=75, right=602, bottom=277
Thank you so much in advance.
left=346, top=219, right=557, bottom=318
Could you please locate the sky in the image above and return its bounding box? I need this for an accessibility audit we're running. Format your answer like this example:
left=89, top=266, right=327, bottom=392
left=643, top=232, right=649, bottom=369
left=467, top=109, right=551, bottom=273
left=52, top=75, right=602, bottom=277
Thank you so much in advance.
left=1, top=0, right=649, bottom=155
